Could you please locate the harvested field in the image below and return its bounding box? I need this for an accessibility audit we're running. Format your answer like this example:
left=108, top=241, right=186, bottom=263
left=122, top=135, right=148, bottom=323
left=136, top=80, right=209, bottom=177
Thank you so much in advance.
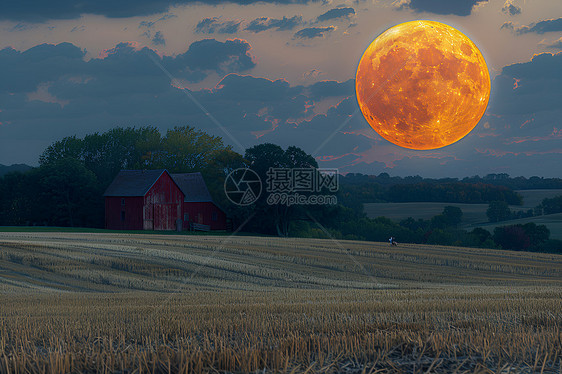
left=1, top=232, right=561, bottom=373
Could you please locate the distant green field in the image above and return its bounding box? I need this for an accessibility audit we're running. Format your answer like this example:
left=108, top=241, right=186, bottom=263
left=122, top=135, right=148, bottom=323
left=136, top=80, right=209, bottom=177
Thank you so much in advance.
left=364, top=189, right=562, bottom=238
left=364, top=189, right=562, bottom=221
left=516, top=189, right=562, bottom=208
left=470, top=213, right=562, bottom=240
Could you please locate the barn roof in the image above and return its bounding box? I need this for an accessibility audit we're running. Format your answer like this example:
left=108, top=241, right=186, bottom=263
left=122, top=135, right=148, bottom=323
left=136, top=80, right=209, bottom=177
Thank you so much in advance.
left=171, top=172, right=214, bottom=203
left=103, top=169, right=168, bottom=197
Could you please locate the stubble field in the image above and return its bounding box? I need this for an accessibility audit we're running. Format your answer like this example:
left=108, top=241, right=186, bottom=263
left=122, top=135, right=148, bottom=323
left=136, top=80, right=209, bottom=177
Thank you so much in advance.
left=0, top=232, right=561, bottom=373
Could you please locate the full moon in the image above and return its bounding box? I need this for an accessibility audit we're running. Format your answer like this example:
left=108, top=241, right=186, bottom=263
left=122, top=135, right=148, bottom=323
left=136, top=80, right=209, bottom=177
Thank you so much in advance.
left=355, top=20, right=491, bottom=150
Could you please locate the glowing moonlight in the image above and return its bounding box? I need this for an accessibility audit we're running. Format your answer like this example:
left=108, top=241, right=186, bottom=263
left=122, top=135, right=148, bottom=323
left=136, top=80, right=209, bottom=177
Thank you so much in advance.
left=356, top=20, right=491, bottom=150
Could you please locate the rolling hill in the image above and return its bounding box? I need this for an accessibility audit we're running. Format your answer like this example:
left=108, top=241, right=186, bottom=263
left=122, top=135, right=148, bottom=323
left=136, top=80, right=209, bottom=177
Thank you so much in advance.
left=0, top=163, right=32, bottom=177
left=364, top=189, right=562, bottom=239
left=1, top=231, right=561, bottom=373
left=1, top=231, right=560, bottom=292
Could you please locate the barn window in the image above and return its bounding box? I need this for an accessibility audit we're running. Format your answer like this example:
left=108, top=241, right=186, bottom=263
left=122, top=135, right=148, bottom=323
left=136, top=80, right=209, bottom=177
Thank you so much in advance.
left=121, top=211, right=125, bottom=222
left=184, top=213, right=189, bottom=222
left=212, top=211, right=218, bottom=221
left=121, top=198, right=125, bottom=206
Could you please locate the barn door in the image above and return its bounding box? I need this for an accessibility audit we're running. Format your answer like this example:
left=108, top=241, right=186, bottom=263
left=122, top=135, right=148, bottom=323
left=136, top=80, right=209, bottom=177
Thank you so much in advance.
left=143, top=204, right=154, bottom=230
left=154, top=204, right=173, bottom=230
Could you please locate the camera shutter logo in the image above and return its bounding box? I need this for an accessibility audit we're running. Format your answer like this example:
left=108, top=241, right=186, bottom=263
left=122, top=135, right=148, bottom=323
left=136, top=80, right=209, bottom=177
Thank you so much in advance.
left=224, top=168, right=262, bottom=206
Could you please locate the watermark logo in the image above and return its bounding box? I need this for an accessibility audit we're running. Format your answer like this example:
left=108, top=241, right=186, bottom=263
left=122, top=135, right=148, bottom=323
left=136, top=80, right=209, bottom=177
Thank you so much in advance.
left=266, top=168, right=338, bottom=193
left=224, top=168, right=262, bottom=206
left=225, top=167, right=338, bottom=206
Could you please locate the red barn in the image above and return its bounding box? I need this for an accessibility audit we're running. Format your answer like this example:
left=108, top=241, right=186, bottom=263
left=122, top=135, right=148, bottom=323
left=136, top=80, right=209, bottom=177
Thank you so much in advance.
left=171, top=172, right=227, bottom=231
left=103, top=169, right=184, bottom=230
left=104, top=170, right=227, bottom=231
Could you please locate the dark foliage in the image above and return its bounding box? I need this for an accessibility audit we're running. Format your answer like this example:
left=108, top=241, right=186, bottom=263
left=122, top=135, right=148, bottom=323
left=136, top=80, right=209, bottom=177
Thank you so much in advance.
left=493, top=223, right=551, bottom=251
left=339, top=173, right=524, bottom=213
left=0, top=126, right=241, bottom=228
left=541, top=195, right=562, bottom=215
left=486, top=201, right=512, bottom=222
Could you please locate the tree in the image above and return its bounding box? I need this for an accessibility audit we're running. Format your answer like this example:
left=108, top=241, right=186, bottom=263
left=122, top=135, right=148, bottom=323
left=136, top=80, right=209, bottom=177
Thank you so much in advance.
left=40, top=126, right=162, bottom=187
left=470, top=227, right=492, bottom=243
left=486, top=200, right=511, bottom=222
left=442, top=206, right=463, bottom=227
left=493, top=225, right=531, bottom=251
left=146, top=126, right=229, bottom=172
left=33, top=158, right=102, bottom=227
left=522, top=223, right=550, bottom=246
left=0, top=172, right=35, bottom=225
left=244, top=143, right=320, bottom=237
left=541, top=195, right=562, bottom=215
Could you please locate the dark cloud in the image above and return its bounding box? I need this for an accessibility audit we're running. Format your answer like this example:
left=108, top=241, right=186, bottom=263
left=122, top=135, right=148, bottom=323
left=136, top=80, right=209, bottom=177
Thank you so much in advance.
left=139, top=14, right=176, bottom=29
left=544, top=37, right=562, bottom=50
left=316, top=7, right=355, bottom=22
left=168, top=39, right=255, bottom=75
left=151, top=31, right=166, bottom=45
left=0, top=40, right=367, bottom=166
left=504, top=18, right=562, bottom=34
left=294, top=26, right=335, bottom=39
left=0, top=0, right=317, bottom=22
left=70, top=25, right=86, bottom=32
left=502, top=1, right=521, bottom=16
left=259, top=97, right=372, bottom=157
left=1, top=41, right=561, bottom=178
left=302, top=69, right=322, bottom=80
left=0, top=39, right=256, bottom=103
left=8, top=23, right=34, bottom=32
left=139, top=14, right=174, bottom=45
left=195, top=17, right=242, bottom=34
left=306, top=79, right=354, bottom=100
left=245, top=16, right=302, bottom=33
left=402, top=0, right=488, bottom=16
left=501, top=21, right=514, bottom=31
left=0, top=43, right=86, bottom=93
left=489, top=52, right=562, bottom=116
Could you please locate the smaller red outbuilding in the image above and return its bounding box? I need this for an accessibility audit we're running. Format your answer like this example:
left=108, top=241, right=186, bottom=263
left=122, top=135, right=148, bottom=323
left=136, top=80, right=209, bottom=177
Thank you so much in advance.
left=171, top=172, right=227, bottom=231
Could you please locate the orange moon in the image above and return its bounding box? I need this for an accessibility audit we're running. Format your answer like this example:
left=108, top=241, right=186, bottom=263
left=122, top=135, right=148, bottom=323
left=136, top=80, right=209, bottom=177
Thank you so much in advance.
left=355, top=20, right=491, bottom=150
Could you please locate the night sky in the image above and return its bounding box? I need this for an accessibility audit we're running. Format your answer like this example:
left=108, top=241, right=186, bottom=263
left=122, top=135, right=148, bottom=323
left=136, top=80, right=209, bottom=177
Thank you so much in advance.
left=0, top=0, right=561, bottom=177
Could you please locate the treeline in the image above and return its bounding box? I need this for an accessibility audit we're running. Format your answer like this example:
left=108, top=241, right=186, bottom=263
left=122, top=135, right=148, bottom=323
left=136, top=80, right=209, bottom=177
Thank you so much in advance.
left=0, top=126, right=559, bottom=253
left=0, top=126, right=245, bottom=227
left=342, top=172, right=562, bottom=190
left=385, top=183, right=522, bottom=204
left=294, top=205, right=561, bottom=254
left=0, top=164, right=32, bottom=178
left=485, top=195, right=562, bottom=223
left=339, top=174, right=523, bottom=209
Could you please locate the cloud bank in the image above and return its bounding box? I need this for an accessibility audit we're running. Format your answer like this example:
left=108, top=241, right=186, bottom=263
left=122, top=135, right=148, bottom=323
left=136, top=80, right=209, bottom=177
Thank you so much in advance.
left=195, top=17, right=242, bottom=34
left=316, top=7, right=355, bottom=22
left=245, top=16, right=303, bottom=32
left=503, top=18, right=562, bottom=34
left=400, top=0, right=488, bottom=16
left=0, top=41, right=561, bottom=178
left=0, top=0, right=318, bottom=21
left=294, top=26, right=335, bottom=39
